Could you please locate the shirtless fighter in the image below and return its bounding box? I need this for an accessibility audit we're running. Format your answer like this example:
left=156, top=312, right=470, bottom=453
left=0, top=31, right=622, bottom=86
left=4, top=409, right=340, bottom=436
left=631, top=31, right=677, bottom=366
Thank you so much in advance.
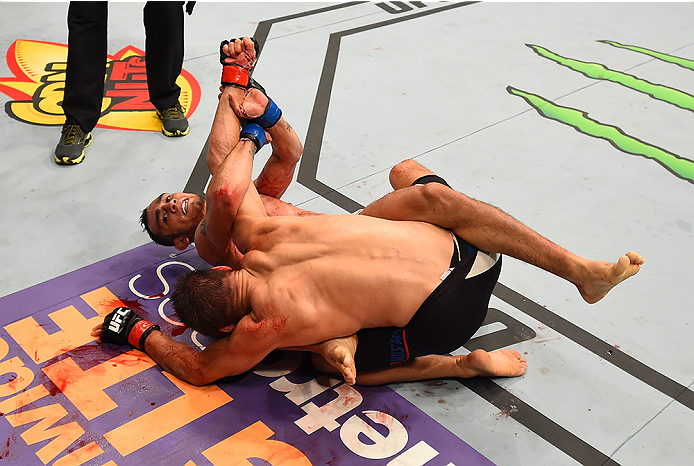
left=97, top=123, right=643, bottom=387
left=134, top=37, right=535, bottom=385
left=103, top=37, right=643, bottom=387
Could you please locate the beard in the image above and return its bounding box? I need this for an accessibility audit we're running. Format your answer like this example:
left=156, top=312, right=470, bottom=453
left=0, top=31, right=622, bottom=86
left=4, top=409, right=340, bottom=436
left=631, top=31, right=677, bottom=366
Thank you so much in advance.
left=189, top=195, right=205, bottom=219
left=185, top=195, right=206, bottom=234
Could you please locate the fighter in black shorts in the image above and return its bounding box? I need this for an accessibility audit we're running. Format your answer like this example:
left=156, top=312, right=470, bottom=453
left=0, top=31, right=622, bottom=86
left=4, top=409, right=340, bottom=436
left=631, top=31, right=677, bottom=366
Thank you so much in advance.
left=353, top=175, right=502, bottom=372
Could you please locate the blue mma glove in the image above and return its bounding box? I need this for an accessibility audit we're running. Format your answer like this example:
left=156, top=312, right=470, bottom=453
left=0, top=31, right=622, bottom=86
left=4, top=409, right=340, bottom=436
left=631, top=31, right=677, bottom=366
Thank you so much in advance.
left=254, top=98, right=282, bottom=129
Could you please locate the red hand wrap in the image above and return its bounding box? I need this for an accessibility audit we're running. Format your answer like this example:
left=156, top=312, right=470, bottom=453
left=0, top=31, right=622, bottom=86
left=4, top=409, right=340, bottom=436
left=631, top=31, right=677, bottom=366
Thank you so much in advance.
left=128, top=320, right=157, bottom=349
left=221, top=66, right=250, bottom=88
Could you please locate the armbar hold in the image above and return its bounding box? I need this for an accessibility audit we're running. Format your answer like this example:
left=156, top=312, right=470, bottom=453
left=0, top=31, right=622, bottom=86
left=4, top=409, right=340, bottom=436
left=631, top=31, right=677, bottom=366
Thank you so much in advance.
left=240, top=123, right=267, bottom=152
left=100, top=307, right=160, bottom=352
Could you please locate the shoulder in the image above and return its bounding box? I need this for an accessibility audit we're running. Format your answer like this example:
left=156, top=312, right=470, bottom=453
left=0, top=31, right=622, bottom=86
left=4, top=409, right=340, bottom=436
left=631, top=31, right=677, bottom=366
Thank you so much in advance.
left=195, top=222, right=245, bottom=268
left=230, top=310, right=287, bottom=350
left=194, top=224, right=219, bottom=264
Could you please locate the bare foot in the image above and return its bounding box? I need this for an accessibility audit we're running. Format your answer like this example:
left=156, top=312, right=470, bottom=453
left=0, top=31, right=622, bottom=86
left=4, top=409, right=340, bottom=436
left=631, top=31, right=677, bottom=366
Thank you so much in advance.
left=578, top=251, right=645, bottom=304
left=315, top=336, right=358, bottom=385
left=457, top=349, right=527, bottom=378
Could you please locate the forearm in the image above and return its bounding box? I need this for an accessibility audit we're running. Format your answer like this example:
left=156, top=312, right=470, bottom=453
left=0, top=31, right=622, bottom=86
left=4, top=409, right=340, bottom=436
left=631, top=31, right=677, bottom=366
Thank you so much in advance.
left=207, top=87, right=243, bottom=175
left=254, top=117, right=303, bottom=199
left=209, top=138, right=255, bottom=196
left=143, top=331, right=213, bottom=386
left=94, top=308, right=244, bottom=387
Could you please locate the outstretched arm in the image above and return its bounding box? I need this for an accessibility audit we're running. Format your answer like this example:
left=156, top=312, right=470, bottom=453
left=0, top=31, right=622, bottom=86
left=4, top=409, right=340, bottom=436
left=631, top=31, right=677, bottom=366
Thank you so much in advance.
left=92, top=308, right=271, bottom=386
left=206, top=87, right=242, bottom=176
left=206, top=36, right=257, bottom=175
left=141, top=331, right=266, bottom=386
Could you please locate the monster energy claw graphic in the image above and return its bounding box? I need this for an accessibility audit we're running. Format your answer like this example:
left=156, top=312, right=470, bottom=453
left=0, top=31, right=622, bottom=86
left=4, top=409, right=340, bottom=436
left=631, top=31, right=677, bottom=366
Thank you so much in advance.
left=507, top=86, right=694, bottom=184
left=527, top=44, right=694, bottom=112
left=599, top=40, right=694, bottom=72
left=514, top=42, right=694, bottom=185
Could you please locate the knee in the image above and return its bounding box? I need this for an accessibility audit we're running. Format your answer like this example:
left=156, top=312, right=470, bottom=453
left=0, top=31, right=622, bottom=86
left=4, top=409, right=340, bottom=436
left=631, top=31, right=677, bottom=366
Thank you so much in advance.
left=389, top=159, right=430, bottom=190
left=396, top=183, right=454, bottom=215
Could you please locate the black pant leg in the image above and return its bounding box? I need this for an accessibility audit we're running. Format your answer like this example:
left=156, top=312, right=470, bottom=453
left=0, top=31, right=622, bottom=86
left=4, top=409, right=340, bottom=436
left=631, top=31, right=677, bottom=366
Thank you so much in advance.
left=143, top=1, right=185, bottom=111
left=62, top=1, right=108, bottom=132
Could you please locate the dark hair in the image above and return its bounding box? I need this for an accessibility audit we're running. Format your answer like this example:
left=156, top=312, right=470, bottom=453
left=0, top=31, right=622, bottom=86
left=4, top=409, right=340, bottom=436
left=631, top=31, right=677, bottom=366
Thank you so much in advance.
left=171, top=270, right=245, bottom=337
left=140, top=207, right=176, bottom=247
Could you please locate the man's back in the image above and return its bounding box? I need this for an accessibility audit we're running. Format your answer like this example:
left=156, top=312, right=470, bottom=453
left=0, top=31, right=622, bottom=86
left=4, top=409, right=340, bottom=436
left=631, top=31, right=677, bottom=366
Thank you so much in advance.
left=234, top=213, right=456, bottom=348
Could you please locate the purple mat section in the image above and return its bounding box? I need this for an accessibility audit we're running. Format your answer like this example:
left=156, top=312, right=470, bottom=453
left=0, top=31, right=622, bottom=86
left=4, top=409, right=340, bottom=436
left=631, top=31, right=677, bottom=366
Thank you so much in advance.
left=0, top=242, right=495, bottom=465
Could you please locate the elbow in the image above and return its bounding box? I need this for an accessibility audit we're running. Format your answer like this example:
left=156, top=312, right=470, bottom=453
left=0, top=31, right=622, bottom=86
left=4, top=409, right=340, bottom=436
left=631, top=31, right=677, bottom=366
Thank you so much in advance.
left=183, top=366, right=219, bottom=387
left=290, top=142, right=303, bottom=165
left=212, top=185, right=244, bottom=208
left=272, top=138, right=302, bottom=166
left=187, top=373, right=216, bottom=387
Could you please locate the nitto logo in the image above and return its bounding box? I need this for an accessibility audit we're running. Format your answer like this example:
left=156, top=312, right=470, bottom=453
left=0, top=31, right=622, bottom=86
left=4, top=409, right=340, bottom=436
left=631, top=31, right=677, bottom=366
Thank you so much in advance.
left=0, top=39, right=201, bottom=131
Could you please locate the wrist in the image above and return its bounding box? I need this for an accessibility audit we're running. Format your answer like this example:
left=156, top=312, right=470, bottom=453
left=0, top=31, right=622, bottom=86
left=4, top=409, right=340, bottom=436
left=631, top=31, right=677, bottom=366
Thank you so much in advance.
left=221, top=65, right=250, bottom=88
left=128, top=319, right=161, bottom=351
left=240, top=123, right=266, bottom=152
left=254, top=99, right=282, bottom=129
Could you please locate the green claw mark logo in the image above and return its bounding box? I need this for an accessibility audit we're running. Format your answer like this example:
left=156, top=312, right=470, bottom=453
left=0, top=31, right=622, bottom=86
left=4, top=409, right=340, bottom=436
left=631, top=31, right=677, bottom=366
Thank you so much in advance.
left=509, top=42, right=694, bottom=185
left=599, top=40, right=694, bottom=72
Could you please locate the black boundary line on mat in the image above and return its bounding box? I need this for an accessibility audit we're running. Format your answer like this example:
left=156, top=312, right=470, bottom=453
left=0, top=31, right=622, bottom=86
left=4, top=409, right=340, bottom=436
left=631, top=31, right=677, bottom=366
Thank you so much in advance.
left=470, top=283, right=694, bottom=466
left=493, top=283, right=694, bottom=411
left=459, top=377, right=621, bottom=466
left=297, top=1, right=478, bottom=211
left=180, top=1, right=693, bottom=464
left=182, top=1, right=368, bottom=195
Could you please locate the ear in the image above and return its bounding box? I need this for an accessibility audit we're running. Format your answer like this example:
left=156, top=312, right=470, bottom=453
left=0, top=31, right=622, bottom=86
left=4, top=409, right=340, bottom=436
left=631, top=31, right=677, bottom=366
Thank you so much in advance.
left=212, top=266, right=233, bottom=271
left=219, top=323, right=236, bottom=333
left=174, top=236, right=190, bottom=251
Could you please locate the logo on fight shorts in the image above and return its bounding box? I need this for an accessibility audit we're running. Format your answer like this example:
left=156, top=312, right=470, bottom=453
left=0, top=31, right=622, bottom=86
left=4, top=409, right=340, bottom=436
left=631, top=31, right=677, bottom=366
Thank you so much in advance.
left=390, top=329, right=409, bottom=365
left=0, top=39, right=201, bottom=131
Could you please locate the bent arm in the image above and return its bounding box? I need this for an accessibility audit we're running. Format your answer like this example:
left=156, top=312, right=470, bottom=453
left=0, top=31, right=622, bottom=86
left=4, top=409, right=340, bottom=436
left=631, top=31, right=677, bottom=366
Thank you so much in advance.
left=207, top=87, right=302, bottom=201
left=203, top=119, right=257, bottom=252
left=207, top=87, right=243, bottom=176
left=143, top=330, right=268, bottom=386
left=253, top=117, right=303, bottom=199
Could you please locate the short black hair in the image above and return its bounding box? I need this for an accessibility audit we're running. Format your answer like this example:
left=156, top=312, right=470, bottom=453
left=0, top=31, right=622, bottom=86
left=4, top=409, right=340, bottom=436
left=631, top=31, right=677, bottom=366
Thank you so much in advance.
left=172, top=270, right=246, bottom=337
left=139, top=207, right=176, bottom=246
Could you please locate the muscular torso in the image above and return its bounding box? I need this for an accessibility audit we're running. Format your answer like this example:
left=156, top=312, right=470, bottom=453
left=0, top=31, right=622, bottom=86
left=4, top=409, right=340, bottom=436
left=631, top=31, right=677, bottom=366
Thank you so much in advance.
left=232, top=213, right=454, bottom=349
left=194, top=194, right=324, bottom=267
